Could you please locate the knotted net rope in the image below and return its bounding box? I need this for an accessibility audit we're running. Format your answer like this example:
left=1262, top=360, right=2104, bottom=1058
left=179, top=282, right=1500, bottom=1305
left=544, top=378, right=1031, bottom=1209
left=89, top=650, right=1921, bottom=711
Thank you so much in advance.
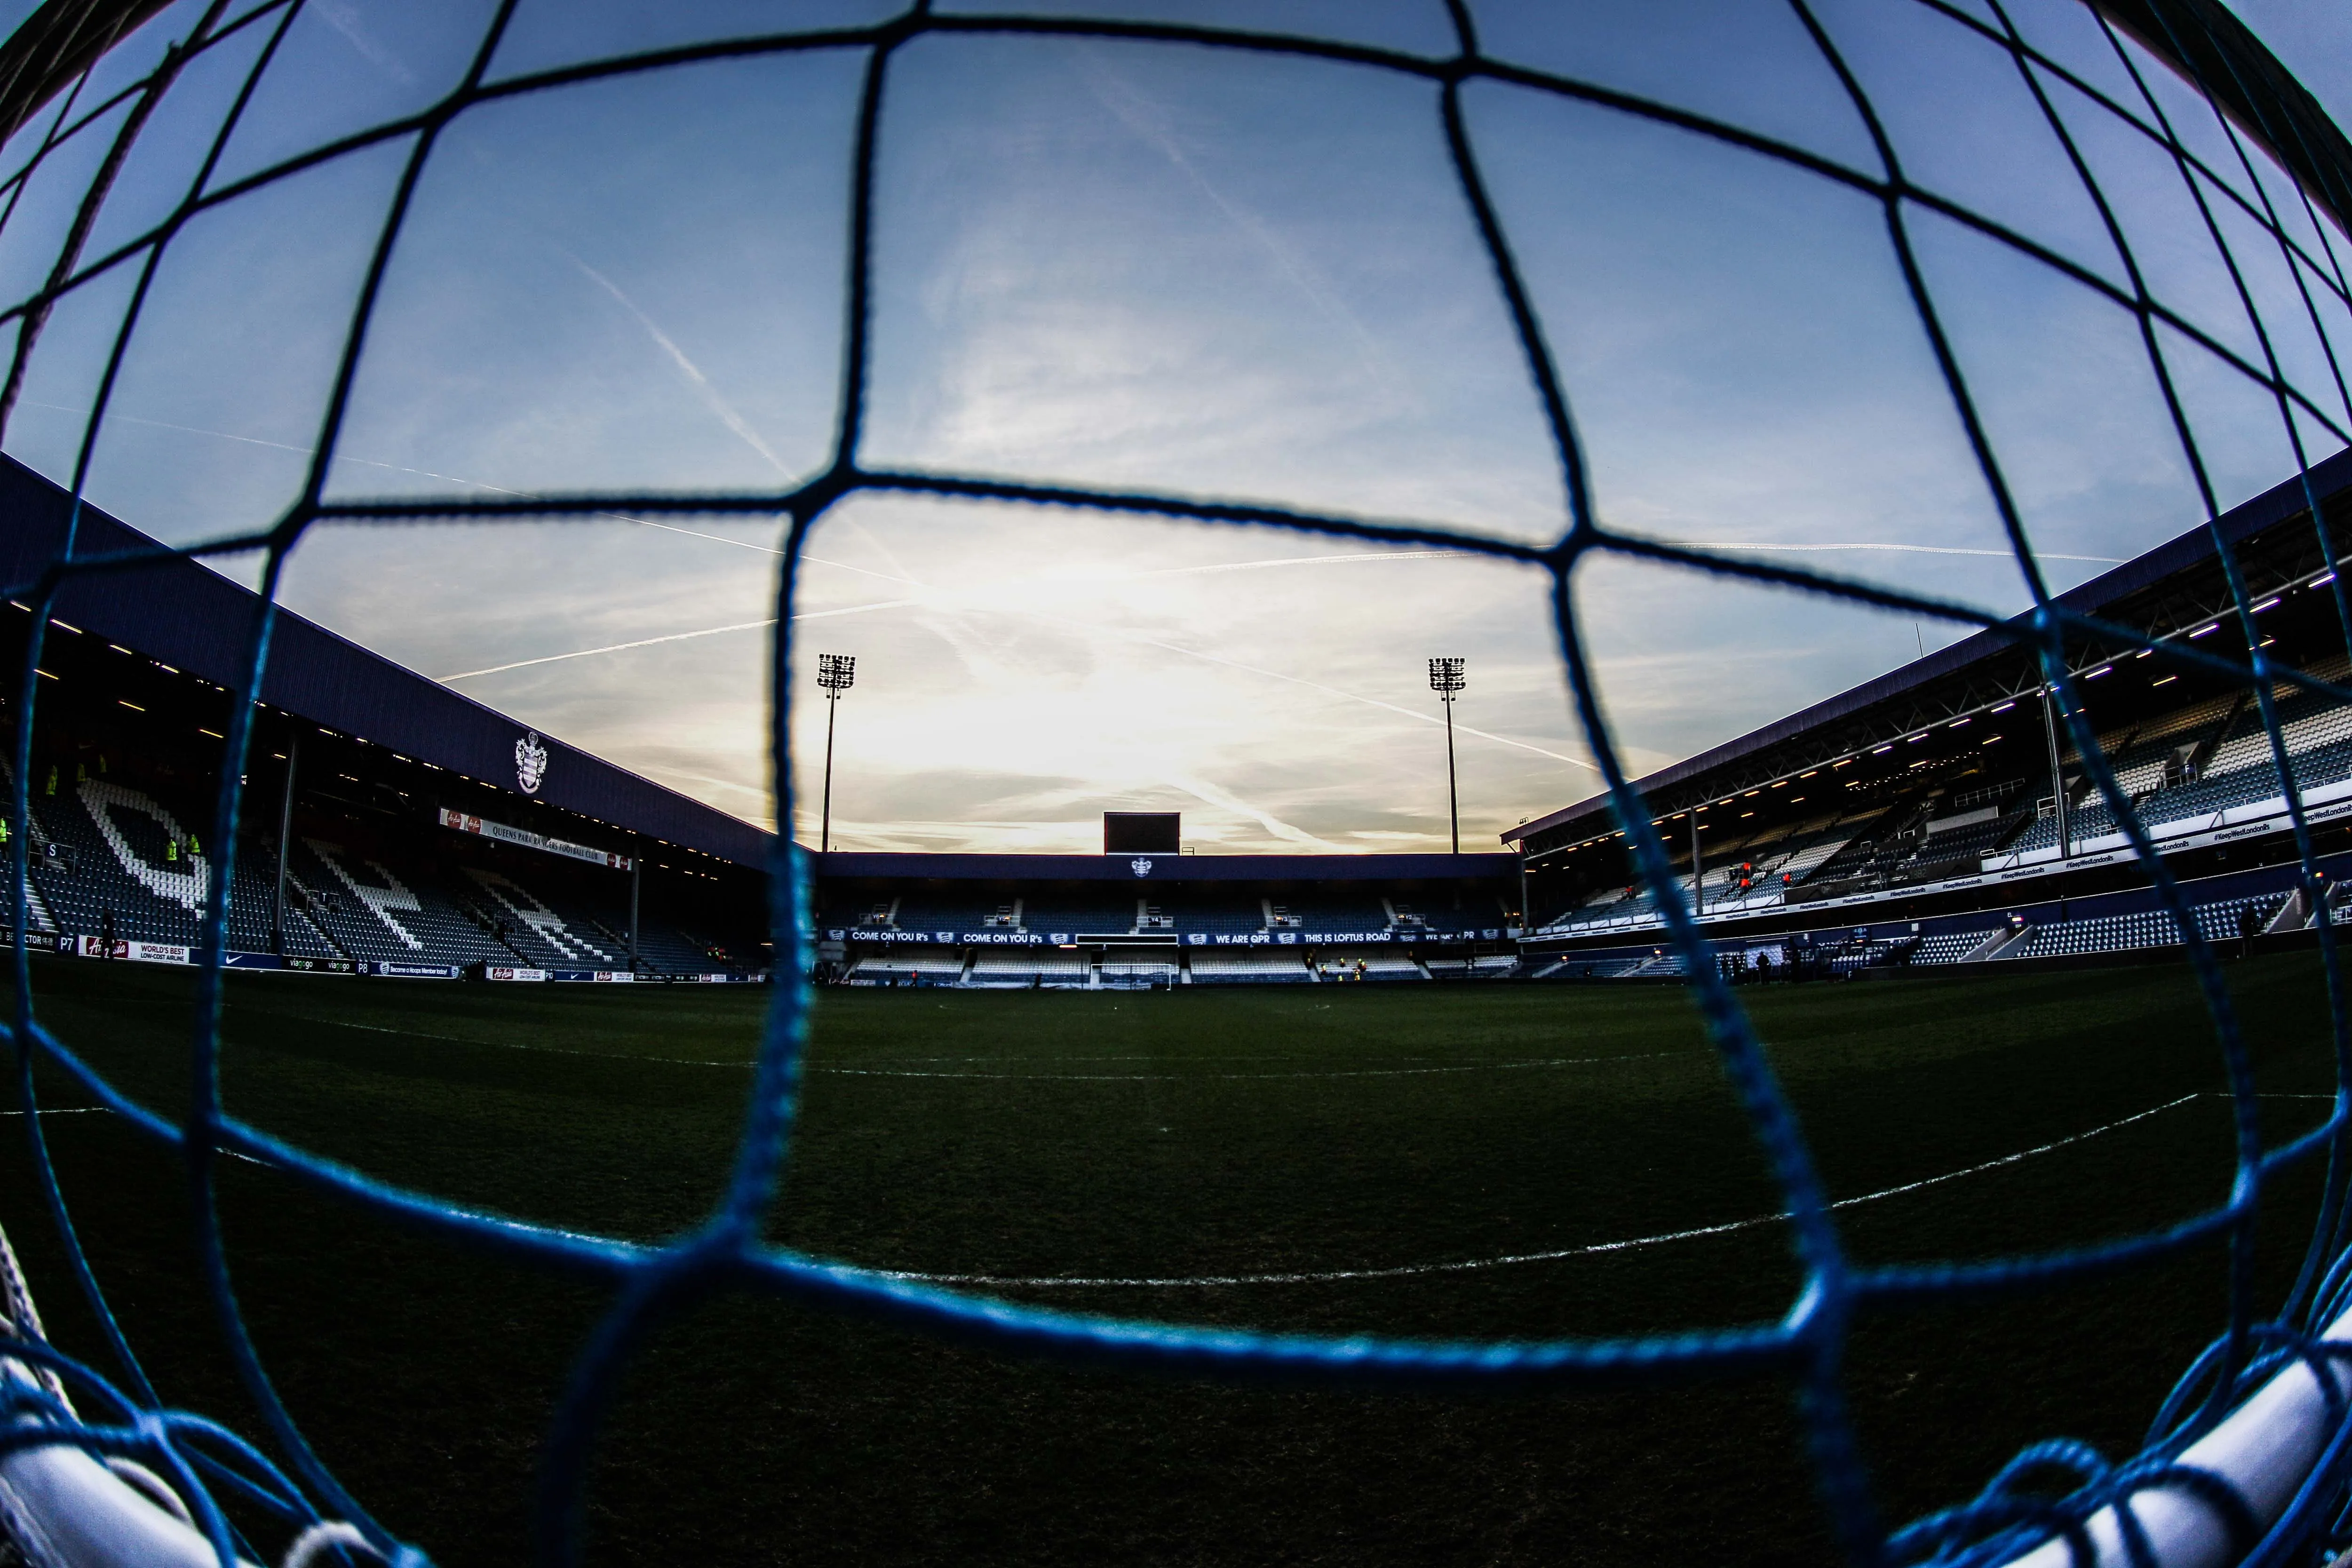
left=0, top=1, right=2345, bottom=1564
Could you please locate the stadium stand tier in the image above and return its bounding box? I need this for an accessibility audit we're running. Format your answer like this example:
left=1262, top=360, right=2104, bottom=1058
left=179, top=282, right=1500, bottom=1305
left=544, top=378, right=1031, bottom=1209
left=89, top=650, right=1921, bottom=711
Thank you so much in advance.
left=0, top=458, right=768, bottom=979
left=9, top=731, right=765, bottom=977
left=807, top=450, right=2352, bottom=990
left=814, top=851, right=1518, bottom=987
left=26, top=439, right=2352, bottom=993
left=1511, top=446, right=2352, bottom=982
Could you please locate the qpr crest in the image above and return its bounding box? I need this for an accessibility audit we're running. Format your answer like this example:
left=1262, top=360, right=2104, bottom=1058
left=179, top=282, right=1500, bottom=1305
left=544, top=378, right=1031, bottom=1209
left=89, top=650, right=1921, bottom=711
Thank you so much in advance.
left=514, top=730, right=549, bottom=795
left=1130, top=857, right=1154, bottom=878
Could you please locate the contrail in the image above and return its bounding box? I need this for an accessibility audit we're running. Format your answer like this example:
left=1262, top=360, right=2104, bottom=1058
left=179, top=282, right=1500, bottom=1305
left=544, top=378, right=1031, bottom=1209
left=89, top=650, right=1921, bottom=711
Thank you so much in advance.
left=1162, top=772, right=1341, bottom=851
left=1100, top=550, right=1468, bottom=580
left=441, top=589, right=1599, bottom=772
left=437, top=599, right=911, bottom=681
left=30, top=401, right=1499, bottom=593
left=1074, top=46, right=1403, bottom=402
left=992, top=601, right=1598, bottom=772
left=58, top=406, right=1501, bottom=704
left=564, top=252, right=797, bottom=479
left=77, top=404, right=1457, bottom=588
left=313, top=0, right=413, bottom=84
left=440, top=621, right=778, bottom=681
left=56, top=401, right=1950, bottom=775
left=643, top=769, right=771, bottom=805
left=810, top=548, right=1465, bottom=590
left=28, top=402, right=806, bottom=560
left=34, top=402, right=2119, bottom=574
left=1689, top=541, right=2126, bottom=564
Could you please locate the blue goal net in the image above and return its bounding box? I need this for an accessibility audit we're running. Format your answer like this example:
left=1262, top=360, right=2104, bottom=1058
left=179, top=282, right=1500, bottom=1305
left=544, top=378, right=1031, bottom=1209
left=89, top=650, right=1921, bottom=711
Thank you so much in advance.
left=0, top=1, right=2349, bottom=1564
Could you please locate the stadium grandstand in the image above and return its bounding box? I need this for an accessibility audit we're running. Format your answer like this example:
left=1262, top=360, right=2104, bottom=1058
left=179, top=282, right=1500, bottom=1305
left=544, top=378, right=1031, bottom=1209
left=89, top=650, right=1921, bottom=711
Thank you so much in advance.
left=806, top=442, right=2352, bottom=995
left=35, top=395, right=2352, bottom=999
left=0, top=438, right=1520, bottom=993
left=814, top=849, right=1520, bottom=987
left=0, top=455, right=768, bottom=980
left=1510, top=444, right=2352, bottom=983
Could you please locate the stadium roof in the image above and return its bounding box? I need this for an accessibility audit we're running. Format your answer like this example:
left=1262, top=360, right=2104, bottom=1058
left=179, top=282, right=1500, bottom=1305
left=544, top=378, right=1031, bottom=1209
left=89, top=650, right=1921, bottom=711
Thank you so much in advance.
left=1508, top=444, right=2352, bottom=852
left=0, top=455, right=773, bottom=868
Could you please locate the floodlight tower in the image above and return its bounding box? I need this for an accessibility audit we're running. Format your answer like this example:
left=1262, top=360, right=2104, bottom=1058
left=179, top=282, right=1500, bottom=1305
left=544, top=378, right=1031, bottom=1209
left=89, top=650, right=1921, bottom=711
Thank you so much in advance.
left=817, top=653, right=855, bottom=853
left=1429, top=657, right=1466, bottom=855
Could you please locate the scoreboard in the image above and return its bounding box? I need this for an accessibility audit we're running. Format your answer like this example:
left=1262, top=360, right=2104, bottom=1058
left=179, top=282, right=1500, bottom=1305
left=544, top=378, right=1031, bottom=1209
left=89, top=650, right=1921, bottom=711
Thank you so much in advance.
left=1103, top=812, right=1180, bottom=854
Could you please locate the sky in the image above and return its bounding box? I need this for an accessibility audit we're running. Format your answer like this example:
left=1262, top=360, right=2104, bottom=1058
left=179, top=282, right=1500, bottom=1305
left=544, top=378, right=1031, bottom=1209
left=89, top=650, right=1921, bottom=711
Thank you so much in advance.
left=0, top=0, right=2346, bottom=852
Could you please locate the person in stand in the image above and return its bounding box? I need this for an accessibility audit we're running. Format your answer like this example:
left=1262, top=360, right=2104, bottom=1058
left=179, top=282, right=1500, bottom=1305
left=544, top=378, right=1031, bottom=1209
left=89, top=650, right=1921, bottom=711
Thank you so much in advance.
left=1756, top=950, right=1775, bottom=983
left=2238, top=902, right=2263, bottom=960
left=99, top=908, right=115, bottom=955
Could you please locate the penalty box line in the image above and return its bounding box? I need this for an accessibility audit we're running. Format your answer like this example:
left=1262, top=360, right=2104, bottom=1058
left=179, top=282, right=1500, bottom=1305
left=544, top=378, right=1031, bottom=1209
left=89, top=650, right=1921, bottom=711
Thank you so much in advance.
left=815, top=1049, right=1696, bottom=1080
left=0, top=1106, right=275, bottom=1167
left=15, top=1085, right=2329, bottom=1279
left=872, top=1092, right=2236, bottom=1289
left=227, top=1012, right=1713, bottom=1077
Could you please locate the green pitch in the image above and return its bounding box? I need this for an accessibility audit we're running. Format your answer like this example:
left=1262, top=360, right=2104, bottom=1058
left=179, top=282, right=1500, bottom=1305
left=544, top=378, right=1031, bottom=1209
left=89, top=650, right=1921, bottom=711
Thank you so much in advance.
left=3, top=956, right=2339, bottom=1565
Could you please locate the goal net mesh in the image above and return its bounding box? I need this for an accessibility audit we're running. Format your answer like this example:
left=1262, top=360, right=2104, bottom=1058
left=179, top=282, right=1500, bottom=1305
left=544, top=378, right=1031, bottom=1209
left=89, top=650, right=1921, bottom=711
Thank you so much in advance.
left=0, top=1, right=2348, bottom=1564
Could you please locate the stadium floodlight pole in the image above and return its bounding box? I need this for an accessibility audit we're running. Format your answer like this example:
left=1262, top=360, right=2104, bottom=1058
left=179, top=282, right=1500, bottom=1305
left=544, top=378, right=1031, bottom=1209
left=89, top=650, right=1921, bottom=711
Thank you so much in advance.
left=628, top=857, right=640, bottom=972
left=1689, top=809, right=1703, bottom=916
left=2040, top=682, right=2071, bottom=860
left=816, top=653, right=856, bottom=853
left=1428, top=658, right=1465, bottom=855
left=272, top=732, right=298, bottom=956
left=1517, top=842, right=1530, bottom=936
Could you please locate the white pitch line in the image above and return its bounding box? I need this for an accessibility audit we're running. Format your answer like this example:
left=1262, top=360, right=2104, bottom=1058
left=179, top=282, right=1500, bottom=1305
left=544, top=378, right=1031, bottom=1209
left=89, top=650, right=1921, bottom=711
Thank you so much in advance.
left=274, top=1014, right=742, bottom=1067
left=859, top=1052, right=1567, bottom=1064
left=232, top=1014, right=1707, bottom=1080
left=0, top=1106, right=276, bottom=1166
left=818, top=1049, right=1693, bottom=1081
left=867, top=1092, right=2208, bottom=1288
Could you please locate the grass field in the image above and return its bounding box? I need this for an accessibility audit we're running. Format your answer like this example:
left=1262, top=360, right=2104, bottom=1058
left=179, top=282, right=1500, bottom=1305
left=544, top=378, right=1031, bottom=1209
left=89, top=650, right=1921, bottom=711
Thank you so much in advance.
left=3, top=955, right=2345, bottom=1566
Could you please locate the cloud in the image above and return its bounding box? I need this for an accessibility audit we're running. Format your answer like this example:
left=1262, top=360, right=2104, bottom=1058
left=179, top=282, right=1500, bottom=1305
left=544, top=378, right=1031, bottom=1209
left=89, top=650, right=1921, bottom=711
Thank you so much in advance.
left=22, top=10, right=2338, bottom=858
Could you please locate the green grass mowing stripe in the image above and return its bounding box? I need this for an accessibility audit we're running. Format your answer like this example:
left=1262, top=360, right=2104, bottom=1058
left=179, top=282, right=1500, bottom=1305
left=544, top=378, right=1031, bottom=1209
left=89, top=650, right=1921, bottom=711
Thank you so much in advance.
left=95, top=1000, right=1708, bottom=1079
left=872, top=1092, right=2209, bottom=1289
left=0, top=953, right=2340, bottom=1565
left=808, top=1051, right=1700, bottom=1079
